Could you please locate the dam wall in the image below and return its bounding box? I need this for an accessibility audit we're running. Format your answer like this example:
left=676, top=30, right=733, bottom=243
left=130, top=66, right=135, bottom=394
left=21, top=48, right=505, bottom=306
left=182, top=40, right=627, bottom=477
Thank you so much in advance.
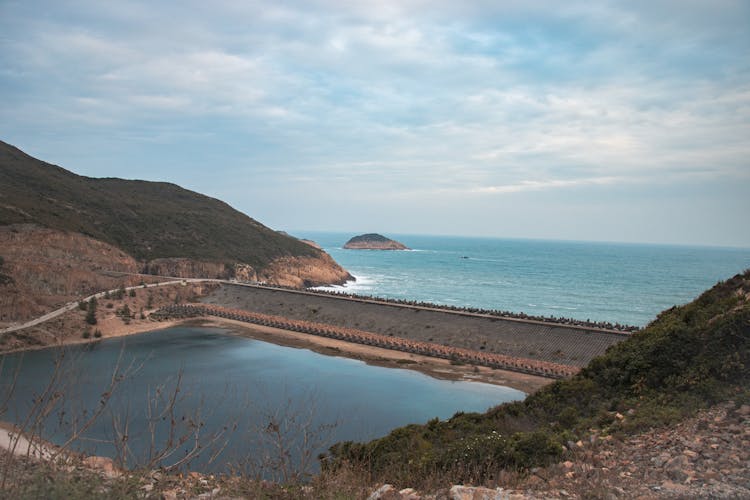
left=201, top=284, right=625, bottom=368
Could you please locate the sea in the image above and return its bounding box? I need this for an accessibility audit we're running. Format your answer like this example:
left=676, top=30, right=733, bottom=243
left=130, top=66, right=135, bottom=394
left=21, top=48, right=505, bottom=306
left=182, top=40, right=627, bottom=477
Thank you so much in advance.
left=299, top=232, right=750, bottom=327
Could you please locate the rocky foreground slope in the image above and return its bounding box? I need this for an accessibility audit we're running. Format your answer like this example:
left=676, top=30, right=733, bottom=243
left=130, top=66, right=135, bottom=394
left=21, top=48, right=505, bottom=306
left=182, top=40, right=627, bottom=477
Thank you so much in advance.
left=326, top=270, right=750, bottom=494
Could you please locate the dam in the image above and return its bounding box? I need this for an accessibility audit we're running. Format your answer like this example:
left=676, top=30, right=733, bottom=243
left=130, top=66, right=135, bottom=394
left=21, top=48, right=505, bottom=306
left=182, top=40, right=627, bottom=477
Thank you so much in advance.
left=199, top=283, right=627, bottom=374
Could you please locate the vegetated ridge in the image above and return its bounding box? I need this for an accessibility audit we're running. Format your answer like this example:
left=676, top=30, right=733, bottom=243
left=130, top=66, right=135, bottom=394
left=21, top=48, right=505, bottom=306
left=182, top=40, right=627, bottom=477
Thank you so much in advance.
left=0, top=140, right=320, bottom=269
left=0, top=141, right=351, bottom=277
left=325, top=270, right=750, bottom=490
left=344, top=233, right=409, bottom=250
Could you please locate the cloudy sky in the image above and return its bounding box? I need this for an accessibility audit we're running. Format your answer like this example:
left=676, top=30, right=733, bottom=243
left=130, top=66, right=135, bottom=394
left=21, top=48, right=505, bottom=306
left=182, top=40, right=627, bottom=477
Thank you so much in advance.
left=1, top=1, right=748, bottom=247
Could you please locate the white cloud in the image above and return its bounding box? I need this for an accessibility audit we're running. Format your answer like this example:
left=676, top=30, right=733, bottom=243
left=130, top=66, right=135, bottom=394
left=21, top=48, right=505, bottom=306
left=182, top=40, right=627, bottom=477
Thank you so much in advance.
left=473, top=176, right=624, bottom=194
left=0, top=0, right=748, bottom=245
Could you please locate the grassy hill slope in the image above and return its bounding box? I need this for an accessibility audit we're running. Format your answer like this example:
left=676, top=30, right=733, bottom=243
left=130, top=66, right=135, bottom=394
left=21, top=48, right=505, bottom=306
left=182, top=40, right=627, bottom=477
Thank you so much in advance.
left=0, top=140, right=317, bottom=270
left=327, top=270, right=750, bottom=487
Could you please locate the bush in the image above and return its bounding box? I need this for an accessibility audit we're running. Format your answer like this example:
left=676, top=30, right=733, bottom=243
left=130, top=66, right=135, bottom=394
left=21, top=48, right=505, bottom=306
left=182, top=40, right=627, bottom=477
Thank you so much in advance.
left=85, top=299, right=97, bottom=325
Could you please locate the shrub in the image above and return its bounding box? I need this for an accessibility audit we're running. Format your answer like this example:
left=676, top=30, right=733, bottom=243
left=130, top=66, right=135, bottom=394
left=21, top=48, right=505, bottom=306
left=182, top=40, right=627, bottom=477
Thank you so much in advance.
left=85, top=299, right=97, bottom=325
left=324, top=271, right=750, bottom=488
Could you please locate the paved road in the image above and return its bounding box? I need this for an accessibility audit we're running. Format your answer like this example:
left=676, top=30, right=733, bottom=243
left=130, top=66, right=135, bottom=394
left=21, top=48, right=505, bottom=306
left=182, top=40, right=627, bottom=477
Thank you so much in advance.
left=0, top=278, right=220, bottom=335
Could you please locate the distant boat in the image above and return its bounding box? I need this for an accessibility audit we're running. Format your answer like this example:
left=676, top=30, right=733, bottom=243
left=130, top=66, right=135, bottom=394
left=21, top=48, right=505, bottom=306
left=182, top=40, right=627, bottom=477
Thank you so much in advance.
left=460, top=256, right=469, bottom=259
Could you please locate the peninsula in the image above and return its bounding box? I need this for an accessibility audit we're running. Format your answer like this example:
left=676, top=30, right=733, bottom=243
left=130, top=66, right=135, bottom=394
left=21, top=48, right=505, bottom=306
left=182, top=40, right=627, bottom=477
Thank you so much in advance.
left=343, top=233, right=409, bottom=250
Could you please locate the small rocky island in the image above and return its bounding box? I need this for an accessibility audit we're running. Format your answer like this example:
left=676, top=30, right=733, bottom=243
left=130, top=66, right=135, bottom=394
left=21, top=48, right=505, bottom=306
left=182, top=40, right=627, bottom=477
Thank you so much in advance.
left=343, top=233, right=409, bottom=250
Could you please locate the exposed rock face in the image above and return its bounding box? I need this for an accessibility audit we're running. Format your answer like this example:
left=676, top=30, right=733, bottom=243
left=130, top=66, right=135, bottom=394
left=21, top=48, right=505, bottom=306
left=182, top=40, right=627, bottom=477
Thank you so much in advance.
left=141, top=252, right=351, bottom=288
left=233, top=263, right=257, bottom=282
left=0, top=224, right=140, bottom=322
left=300, top=239, right=322, bottom=249
left=0, top=223, right=353, bottom=324
left=258, top=253, right=354, bottom=288
left=142, top=258, right=229, bottom=279
left=344, top=233, right=409, bottom=250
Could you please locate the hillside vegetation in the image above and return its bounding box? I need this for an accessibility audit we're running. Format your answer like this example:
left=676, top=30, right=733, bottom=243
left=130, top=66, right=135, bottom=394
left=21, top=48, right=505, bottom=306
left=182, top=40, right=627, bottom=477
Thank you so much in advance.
left=0, top=140, right=317, bottom=270
left=326, top=270, right=750, bottom=488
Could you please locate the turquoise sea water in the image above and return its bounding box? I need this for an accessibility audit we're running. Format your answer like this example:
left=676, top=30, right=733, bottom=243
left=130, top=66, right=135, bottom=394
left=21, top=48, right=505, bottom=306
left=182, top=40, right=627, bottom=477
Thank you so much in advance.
left=0, top=327, right=522, bottom=473
left=300, top=232, right=750, bottom=327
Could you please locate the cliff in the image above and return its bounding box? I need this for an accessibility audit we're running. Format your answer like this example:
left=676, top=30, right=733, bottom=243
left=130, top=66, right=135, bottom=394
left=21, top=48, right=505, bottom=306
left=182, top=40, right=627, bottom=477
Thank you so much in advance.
left=258, top=253, right=353, bottom=288
left=344, top=233, right=409, bottom=250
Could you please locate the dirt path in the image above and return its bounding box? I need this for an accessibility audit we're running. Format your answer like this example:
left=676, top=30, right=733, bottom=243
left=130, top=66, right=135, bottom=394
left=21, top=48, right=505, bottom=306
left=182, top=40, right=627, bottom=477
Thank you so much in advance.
left=0, top=422, right=55, bottom=460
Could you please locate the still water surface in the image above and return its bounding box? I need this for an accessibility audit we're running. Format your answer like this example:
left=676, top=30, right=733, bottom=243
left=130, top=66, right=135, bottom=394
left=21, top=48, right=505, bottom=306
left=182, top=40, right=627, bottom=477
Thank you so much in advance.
left=0, top=326, right=523, bottom=473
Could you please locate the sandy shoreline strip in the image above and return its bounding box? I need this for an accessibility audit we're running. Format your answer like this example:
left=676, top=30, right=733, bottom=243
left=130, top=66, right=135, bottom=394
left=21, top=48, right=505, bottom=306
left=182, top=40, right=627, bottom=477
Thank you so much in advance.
left=2, top=311, right=552, bottom=393
left=182, top=317, right=552, bottom=393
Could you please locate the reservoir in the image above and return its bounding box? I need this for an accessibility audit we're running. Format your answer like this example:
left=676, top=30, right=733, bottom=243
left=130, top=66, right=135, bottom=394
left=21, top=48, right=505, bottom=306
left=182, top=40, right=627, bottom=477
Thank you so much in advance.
left=0, top=326, right=524, bottom=476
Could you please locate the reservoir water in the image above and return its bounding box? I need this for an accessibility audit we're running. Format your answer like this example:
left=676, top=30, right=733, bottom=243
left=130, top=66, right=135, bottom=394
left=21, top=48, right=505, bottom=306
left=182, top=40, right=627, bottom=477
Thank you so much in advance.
left=0, top=326, right=523, bottom=475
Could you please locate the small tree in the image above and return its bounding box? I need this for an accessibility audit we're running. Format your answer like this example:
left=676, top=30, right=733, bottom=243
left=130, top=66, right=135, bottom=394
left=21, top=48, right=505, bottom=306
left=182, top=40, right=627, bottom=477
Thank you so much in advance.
left=129, top=288, right=136, bottom=298
left=85, top=297, right=98, bottom=325
left=119, top=304, right=132, bottom=318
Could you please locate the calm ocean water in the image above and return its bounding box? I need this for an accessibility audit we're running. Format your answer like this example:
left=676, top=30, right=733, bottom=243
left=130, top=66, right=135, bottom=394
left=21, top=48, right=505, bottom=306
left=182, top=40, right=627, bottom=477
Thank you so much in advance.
left=300, top=232, right=750, bottom=327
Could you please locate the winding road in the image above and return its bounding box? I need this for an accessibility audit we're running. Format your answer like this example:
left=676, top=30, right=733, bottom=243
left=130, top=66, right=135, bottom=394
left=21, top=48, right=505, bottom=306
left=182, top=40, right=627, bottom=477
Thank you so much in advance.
left=0, top=278, right=221, bottom=335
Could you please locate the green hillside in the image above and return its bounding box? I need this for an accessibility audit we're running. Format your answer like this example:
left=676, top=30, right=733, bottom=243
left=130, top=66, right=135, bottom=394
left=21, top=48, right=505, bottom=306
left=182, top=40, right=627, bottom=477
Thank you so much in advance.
left=326, top=270, right=750, bottom=487
left=0, top=140, right=317, bottom=269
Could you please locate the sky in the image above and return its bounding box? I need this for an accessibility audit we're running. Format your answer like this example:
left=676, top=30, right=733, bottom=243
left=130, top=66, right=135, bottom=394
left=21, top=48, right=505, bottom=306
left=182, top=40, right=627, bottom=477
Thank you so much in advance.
left=1, top=1, right=748, bottom=247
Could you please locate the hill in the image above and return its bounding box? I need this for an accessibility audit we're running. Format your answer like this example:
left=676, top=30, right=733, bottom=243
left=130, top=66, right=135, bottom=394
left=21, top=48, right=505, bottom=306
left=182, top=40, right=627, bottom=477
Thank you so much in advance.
left=326, top=270, right=750, bottom=489
left=344, top=233, right=409, bottom=250
left=0, top=141, right=319, bottom=270
left=0, top=140, right=351, bottom=284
